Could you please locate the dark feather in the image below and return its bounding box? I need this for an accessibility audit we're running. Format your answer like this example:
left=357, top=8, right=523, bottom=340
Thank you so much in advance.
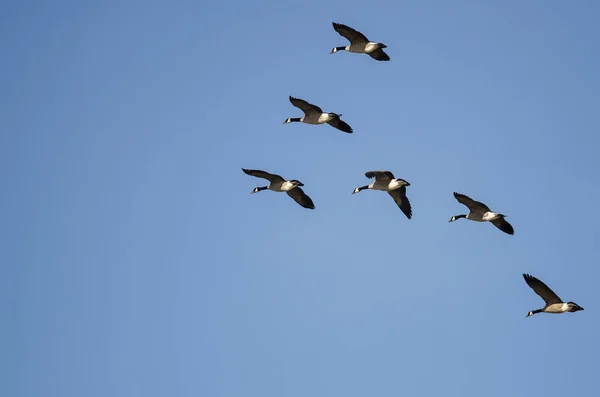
left=491, top=217, right=514, bottom=235
left=523, top=274, right=563, bottom=306
left=453, top=192, right=491, bottom=213
left=388, top=186, right=412, bottom=219
left=326, top=117, right=353, bottom=133
left=289, top=96, right=322, bottom=115
left=242, top=168, right=285, bottom=184
left=368, top=48, right=390, bottom=61
left=332, top=22, right=369, bottom=44
left=365, top=171, right=395, bottom=180
left=287, top=187, right=315, bottom=209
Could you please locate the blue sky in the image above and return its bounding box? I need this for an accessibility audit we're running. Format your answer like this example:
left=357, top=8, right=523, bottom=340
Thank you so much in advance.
left=2, top=1, right=599, bottom=396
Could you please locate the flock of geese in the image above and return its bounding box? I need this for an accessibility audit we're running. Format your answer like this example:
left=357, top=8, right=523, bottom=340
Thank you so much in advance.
left=242, top=22, right=584, bottom=318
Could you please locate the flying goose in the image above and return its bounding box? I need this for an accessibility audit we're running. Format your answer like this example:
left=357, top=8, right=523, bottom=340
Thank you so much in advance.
left=449, top=192, right=514, bottom=235
left=523, top=274, right=584, bottom=317
left=330, top=22, right=390, bottom=61
left=242, top=168, right=315, bottom=209
left=284, top=96, right=353, bottom=133
left=352, top=171, right=412, bottom=219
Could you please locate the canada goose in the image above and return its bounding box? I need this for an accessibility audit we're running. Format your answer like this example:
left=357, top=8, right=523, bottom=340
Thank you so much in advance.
left=449, top=192, right=514, bottom=235
left=523, top=274, right=584, bottom=317
left=352, top=171, right=412, bottom=219
left=242, top=168, right=315, bottom=209
left=330, top=22, right=390, bottom=61
left=284, top=96, right=353, bottom=133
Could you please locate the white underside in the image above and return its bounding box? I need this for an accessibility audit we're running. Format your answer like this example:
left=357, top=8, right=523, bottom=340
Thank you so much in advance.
left=317, top=113, right=334, bottom=123
left=482, top=211, right=501, bottom=221
left=269, top=181, right=296, bottom=192
left=364, top=42, right=379, bottom=53
left=369, top=179, right=406, bottom=191
left=544, top=303, right=570, bottom=313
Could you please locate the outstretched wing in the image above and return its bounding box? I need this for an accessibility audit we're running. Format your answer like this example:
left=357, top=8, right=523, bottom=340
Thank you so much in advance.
left=287, top=187, right=315, bottom=209
left=453, top=192, right=490, bottom=213
left=365, top=171, right=395, bottom=180
left=242, top=168, right=285, bottom=184
left=491, top=217, right=514, bottom=235
left=289, top=96, right=322, bottom=116
left=388, top=187, right=412, bottom=219
left=368, top=48, right=390, bottom=61
left=326, top=117, right=353, bottom=133
left=332, top=22, right=369, bottom=44
left=523, top=274, right=562, bottom=305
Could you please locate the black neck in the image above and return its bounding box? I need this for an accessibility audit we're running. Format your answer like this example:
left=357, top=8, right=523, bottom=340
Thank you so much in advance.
left=454, top=214, right=467, bottom=220
left=289, top=117, right=301, bottom=122
left=335, top=46, right=346, bottom=51
left=256, top=186, right=268, bottom=191
left=357, top=185, right=369, bottom=192
left=532, top=309, right=543, bottom=315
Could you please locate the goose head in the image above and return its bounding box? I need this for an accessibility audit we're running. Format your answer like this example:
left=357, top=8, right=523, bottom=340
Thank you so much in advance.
left=567, top=302, right=584, bottom=312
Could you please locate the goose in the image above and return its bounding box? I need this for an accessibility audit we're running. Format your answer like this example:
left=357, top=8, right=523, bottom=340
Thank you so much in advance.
left=242, top=168, right=315, bottom=209
left=449, top=192, right=514, bottom=235
left=330, top=22, right=390, bottom=61
left=523, top=274, right=584, bottom=317
left=352, top=171, right=412, bottom=219
left=284, top=96, right=353, bottom=133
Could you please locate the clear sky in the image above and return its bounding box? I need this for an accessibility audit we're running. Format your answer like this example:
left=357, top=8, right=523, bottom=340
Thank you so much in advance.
left=2, top=1, right=599, bottom=396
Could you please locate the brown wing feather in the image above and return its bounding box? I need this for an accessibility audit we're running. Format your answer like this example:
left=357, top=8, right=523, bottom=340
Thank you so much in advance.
left=453, top=192, right=491, bottom=213
left=365, top=171, right=395, bottom=180
left=388, top=187, right=412, bottom=219
left=326, top=117, right=353, bottom=133
left=368, top=48, right=390, bottom=61
left=491, top=217, right=514, bottom=235
left=523, top=274, right=562, bottom=305
left=289, top=96, right=322, bottom=115
left=332, top=22, right=369, bottom=44
left=286, top=187, right=315, bottom=209
left=242, top=168, right=284, bottom=183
